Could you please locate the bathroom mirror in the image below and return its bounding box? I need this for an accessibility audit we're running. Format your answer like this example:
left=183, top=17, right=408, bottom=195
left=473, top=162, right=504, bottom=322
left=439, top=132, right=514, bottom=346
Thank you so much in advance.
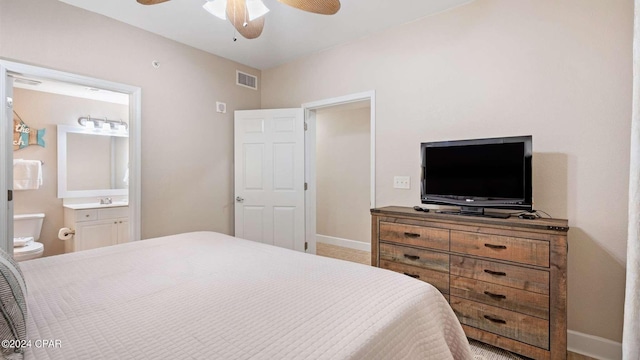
left=57, top=125, right=129, bottom=198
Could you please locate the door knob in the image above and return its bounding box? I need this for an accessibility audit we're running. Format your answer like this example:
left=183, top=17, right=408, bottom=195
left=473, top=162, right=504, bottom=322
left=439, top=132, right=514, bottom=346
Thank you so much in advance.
left=236, top=196, right=244, bottom=203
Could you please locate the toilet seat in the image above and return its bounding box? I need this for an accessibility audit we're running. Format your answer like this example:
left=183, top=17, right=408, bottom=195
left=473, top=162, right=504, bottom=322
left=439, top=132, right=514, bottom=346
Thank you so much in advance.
left=14, top=242, right=44, bottom=262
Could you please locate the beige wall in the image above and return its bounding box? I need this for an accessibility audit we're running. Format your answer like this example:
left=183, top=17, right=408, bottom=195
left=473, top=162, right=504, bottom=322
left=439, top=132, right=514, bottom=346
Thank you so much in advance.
left=12, top=88, right=128, bottom=256
left=1, top=0, right=262, bottom=239
left=262, top=0, right=632, bottom=343
left=316, top=106, right=370, bottom=243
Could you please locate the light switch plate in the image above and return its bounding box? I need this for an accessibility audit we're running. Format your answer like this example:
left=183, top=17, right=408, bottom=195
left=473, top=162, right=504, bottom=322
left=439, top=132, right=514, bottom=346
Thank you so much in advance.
left=393, top=176, right=410, bottom=189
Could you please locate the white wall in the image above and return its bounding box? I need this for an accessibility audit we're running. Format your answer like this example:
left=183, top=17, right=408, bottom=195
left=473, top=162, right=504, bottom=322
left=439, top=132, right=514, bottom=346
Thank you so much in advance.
left=262, top=0, right=632, bottom=344
left=316, top=105, right=371, bottom=244
left=0, top=0, right=262, bottom=239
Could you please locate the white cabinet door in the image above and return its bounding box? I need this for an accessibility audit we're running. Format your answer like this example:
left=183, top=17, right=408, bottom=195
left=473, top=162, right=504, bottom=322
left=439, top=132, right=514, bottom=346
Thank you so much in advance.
left=76, top=220, right=117, bottom=251
left=234, top=109, right=306, bottom=252
left=117, top=220, right=129, bottom=244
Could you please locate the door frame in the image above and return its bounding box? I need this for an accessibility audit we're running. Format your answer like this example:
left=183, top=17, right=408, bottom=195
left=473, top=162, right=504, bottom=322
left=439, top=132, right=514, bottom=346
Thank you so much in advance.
left=0, top=59, right=142, bottom=252
left=302, top=90, right=376, bottom=255
left=0, top=65, right=13, bottom=254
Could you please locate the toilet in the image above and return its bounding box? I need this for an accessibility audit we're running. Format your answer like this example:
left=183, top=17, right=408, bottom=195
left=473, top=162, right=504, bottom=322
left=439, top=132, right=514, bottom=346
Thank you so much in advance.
left=13, top=213, right=45, bottom=261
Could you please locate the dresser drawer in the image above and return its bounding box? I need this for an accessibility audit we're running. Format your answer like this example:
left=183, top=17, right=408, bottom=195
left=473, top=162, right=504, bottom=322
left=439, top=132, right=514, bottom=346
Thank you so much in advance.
left=380, top=260, right=449, bottom=294
left=450, top=276, right=549, bottom=319
left=379, top=242, right=449, bottom=273
left=450, top=296, right=549, bottom=349
left=450, top=230, right=549, bottom=267
left=380, top=222, right=449, bottom=251
left=450, top=255, right=549, bottom=295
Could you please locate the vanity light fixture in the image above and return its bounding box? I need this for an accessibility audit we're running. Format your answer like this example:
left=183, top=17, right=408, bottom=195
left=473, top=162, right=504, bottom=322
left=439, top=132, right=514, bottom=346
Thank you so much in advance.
left=78, top=116, right=128, bottom=133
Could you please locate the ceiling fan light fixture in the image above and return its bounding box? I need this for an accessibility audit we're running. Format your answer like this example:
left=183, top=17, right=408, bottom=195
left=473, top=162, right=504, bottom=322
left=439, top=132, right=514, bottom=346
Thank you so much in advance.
left=245, top=0, right=270, bottom=21
left=203, top=0, right=227, bottom=20
left=226, top=0, right=265, bottom=39
left=136, top=0, right=171, bottom=5
left=277, top=0, right=341, bottom=15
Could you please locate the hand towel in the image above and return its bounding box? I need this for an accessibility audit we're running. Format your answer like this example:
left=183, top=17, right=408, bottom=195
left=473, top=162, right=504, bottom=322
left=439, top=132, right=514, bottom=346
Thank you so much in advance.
left=13, top=159, right=42, bottom=190
left=13, top=237, right=34, bottom=248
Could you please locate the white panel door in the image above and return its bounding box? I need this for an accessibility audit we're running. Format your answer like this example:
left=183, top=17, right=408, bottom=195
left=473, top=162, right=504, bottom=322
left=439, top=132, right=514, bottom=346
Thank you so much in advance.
left=0, top=68, right=13, bottom=254
left=234, top=109, right=305, bottom=252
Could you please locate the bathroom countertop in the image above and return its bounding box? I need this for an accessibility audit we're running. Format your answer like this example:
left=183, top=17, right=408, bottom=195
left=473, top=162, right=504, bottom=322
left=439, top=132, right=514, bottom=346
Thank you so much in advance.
left=63, top=202, right=128, bottom=210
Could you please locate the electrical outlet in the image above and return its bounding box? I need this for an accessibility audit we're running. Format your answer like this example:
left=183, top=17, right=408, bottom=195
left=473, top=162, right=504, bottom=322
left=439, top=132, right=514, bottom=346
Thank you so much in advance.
left=216, top=101, right=227, bottom=113
left=393, top=176, right=410, bottom=189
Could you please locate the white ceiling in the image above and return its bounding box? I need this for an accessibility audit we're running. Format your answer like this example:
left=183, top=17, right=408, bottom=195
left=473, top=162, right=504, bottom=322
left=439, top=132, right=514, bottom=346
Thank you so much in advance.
left=58, top=0, right=473, bottom=70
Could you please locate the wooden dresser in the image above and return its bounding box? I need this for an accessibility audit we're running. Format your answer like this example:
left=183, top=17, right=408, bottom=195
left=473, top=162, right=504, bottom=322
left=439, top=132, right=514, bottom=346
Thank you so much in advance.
left=371, top=206, right=569, bottom=360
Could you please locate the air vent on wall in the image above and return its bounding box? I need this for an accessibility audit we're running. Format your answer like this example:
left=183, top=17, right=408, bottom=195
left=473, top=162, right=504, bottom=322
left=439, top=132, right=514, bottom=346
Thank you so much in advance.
left=236, top=70, right=258, bottom=90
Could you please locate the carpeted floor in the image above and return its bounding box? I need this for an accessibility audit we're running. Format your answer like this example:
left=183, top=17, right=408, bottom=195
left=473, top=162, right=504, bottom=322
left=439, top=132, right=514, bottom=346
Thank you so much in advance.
left=469, top=340, right=526, bottom=359
left=316, top=242, right=371, bottom=265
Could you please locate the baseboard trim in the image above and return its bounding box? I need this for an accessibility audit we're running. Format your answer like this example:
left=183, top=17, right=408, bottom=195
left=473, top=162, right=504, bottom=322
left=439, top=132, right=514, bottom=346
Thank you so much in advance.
left=567, top=330, right=622, bottom=360
left=316, top=234, right=371, bottom=252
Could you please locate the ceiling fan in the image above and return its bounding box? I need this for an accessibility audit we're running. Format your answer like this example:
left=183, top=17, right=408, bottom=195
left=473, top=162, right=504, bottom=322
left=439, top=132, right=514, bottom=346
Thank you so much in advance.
left=136, top=0, right=341, bottom=40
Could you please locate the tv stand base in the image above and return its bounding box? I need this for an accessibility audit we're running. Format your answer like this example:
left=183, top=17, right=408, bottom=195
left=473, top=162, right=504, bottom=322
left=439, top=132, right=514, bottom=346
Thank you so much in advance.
left=436, top=207, right=511, bottom=219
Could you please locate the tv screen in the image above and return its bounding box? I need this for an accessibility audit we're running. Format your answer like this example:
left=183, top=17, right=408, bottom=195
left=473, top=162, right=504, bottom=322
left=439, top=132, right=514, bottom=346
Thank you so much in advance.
left=421, top=136, right=532, bottom=212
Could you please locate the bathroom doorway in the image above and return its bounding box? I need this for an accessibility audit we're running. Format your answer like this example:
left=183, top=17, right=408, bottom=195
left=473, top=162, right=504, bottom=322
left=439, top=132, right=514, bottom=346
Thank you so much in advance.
left=0, top=60, right=141, bottom=255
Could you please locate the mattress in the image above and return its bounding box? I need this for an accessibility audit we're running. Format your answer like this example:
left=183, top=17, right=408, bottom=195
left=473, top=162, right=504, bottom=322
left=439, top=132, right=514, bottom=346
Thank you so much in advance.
left=19, top=231, right=472, bottom=359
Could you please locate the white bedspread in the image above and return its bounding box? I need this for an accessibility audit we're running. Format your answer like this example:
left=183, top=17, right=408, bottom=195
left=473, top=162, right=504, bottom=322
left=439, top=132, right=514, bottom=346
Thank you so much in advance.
left=19, top=232, right=472, bottom=360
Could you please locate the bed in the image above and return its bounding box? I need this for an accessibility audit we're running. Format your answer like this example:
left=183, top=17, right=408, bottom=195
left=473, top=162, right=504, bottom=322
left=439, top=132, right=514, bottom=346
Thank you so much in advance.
left=6, top=231, right=472, bottom=359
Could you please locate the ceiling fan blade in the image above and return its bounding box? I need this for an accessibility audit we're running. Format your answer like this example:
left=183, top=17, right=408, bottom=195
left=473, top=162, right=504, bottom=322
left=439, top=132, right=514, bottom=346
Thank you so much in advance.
left=136, top=0, right=171, bottom=5
left=227, top=0, right=265, bottom=39
left=278, top=0, right=340, bottom=15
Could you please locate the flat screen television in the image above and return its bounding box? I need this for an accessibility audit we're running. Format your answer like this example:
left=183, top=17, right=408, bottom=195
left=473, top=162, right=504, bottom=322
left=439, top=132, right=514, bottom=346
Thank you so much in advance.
left=420, top=135, right=532, bottom=217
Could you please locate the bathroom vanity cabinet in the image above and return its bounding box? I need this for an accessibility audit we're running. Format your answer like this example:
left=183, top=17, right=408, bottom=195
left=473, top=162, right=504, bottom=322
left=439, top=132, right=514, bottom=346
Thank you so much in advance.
left=63, top=204, right=129, bottom=252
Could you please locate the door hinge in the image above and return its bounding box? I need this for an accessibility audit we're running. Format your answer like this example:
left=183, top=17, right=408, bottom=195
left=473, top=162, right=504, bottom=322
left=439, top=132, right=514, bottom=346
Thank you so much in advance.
left=7, top=190, right=12, bottom=202
left=304, top=182, right=308, bottom=190
left=6, top=97, right=13, bottom=109
left=304, top=241, right=308, bottom=251
left=304, top=122, right=308, bottom=131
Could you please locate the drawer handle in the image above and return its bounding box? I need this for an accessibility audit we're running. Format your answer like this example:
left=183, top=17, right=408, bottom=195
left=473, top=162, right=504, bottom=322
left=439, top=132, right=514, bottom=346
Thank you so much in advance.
left=484, top=269, right=507, bottom=276
left=484, top=291, right=507, bottom=300
left=403, top=254, right=420, bottom=261
left=404, top=232, right=421, bottom=238
left=483, top=315, right=507, bottom=324
left=403, top=272, right=420, bottom=279
left=484, top=243, right=507, bottom=250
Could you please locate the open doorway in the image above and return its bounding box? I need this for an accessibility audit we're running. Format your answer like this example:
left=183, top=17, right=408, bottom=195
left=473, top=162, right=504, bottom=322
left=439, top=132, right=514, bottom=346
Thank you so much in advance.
left=0, top=60, right=141, bottom=257
left=302, top=91, right=375, bottom=262
left=315, top=101, right=371, bottom=264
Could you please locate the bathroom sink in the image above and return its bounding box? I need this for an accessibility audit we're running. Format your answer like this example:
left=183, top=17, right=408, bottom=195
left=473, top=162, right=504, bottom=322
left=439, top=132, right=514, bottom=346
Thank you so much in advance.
left=63, top=201, right=128, bottom=210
